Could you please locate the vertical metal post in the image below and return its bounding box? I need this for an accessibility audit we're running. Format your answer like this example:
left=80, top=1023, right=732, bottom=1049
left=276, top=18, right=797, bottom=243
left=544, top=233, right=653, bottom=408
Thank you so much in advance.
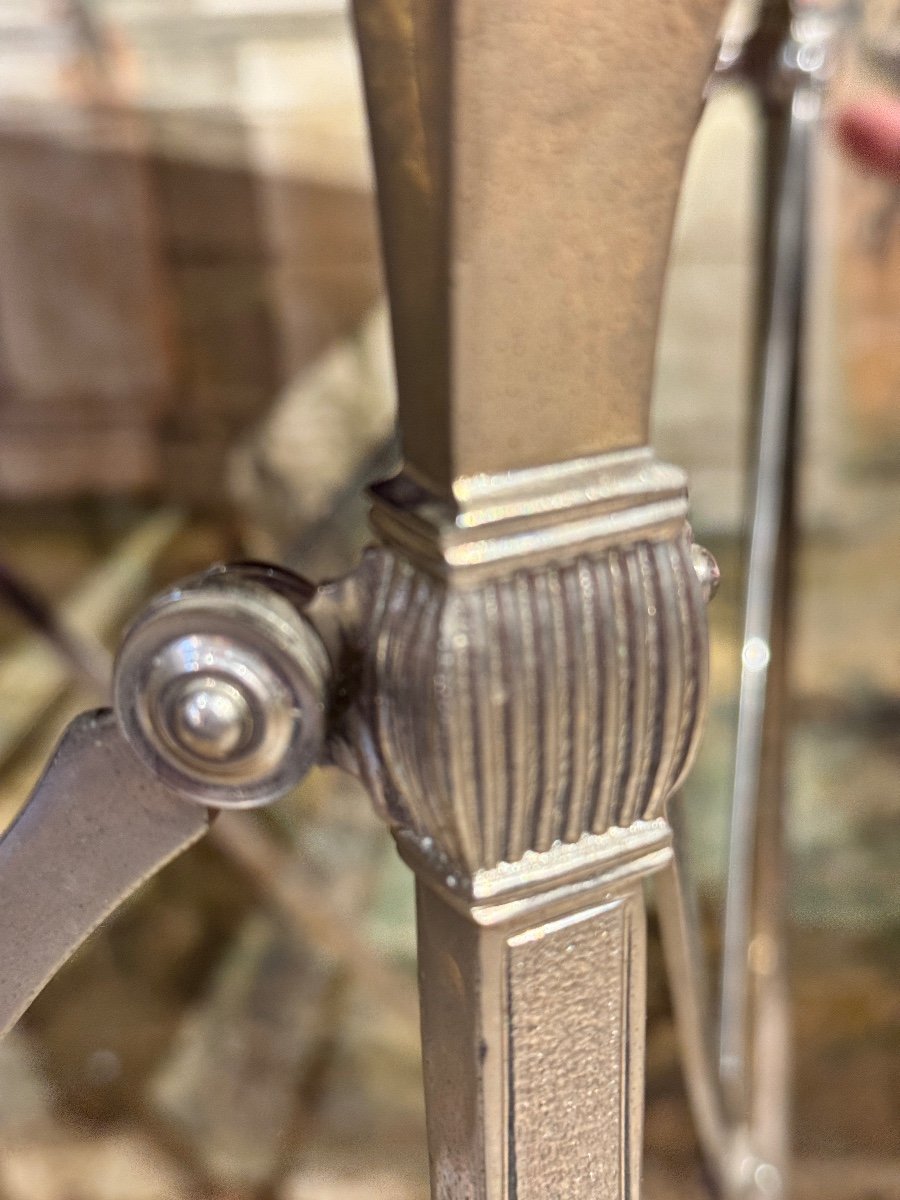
left=346, top=5, right=729, bottom=1195
left=718, top=1, right=827, bottom=1172
left=409, top=827, right=668, bottom=1199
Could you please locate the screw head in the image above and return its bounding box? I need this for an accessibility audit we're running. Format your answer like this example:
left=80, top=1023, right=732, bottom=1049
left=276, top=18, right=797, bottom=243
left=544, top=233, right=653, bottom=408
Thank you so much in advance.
left=166, top=676, right=253, bottom=764
left=135, top=631, right=300, bottom=802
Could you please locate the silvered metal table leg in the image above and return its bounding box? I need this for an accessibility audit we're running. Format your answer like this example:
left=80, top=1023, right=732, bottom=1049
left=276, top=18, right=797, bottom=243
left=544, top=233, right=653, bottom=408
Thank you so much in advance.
left=410, top=828, right=668, bottom=1199
left=719, top=88, right=806, bottom=1188
left=348, top=3, right=728, bottom=1195
left=353, top=486, right=714, bottom=1199
left=1, top=4, right=815, bottom=1199
left=351, top=486, right=711, bottom=1200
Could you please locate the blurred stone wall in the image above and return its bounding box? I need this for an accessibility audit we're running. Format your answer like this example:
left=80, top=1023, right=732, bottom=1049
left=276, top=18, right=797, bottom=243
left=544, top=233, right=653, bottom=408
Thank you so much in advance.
left=0, top=2, right=896, bottom=534
left=0, top=2, right=379, bottom=507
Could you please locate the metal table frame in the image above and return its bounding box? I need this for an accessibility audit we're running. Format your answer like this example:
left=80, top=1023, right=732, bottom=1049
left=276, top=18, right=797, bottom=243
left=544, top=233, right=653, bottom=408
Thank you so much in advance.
left=0, top=2, right=840, bottom=1197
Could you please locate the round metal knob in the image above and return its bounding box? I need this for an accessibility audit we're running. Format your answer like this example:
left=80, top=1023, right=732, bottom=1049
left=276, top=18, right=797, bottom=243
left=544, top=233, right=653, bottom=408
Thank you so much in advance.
left=690, top=543, right=721, bottom=603
left=167, top=676, right=253, bottom=763
left=114, top=566, right=331, bottom=808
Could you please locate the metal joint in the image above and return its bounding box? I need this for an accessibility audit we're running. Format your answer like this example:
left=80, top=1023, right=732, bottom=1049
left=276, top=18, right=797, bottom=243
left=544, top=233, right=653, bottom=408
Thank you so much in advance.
left=107, top=454, right=718, bottom=1200
left=113, top=563, right=332, bottom=809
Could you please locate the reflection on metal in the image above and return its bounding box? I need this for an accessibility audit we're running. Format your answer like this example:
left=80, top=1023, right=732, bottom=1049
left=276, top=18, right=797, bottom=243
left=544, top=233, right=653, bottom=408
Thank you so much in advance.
left=0, top=710, right=209, bottom=1037
left=0, top=2, right=835, bottom=1199
left=355, top=493, right=709, bottom=874
left=337, top=515, right=710, bottom=1198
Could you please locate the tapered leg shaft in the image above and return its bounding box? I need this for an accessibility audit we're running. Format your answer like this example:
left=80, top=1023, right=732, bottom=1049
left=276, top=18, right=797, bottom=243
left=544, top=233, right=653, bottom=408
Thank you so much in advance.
left=407, top=827, right=672, bottom=1200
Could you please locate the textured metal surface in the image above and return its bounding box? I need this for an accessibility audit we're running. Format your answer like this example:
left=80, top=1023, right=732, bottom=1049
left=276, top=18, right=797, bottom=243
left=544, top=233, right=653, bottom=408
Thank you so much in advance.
left=0, top=709, right=209, bottom=1037
left=352, top=525, right=708, bottom=874
left=352, top=0, right=730, bottom=496
left=414, top=826, right=668, bottom=1200
left=311, top=453, right=714, bottom=1199
left=506, top=897, right=641, bottom=1199
left=368, top=447, right=691, bottom=580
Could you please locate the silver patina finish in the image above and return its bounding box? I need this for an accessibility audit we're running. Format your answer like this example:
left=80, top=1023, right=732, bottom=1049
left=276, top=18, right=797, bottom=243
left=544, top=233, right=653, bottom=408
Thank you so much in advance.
left=333, top=467, right=713, bottom=1200
left=113, top=567, right=333, bottom=809
left=342, top=2, right=729, bottom=1193
left=0, top=3, right=832, bottom=1198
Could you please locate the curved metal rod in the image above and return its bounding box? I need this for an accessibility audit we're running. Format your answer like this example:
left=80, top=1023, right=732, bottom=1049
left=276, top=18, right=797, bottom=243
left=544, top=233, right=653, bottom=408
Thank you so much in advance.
left=719, top=32, right=819, bottom=1147
left=656, top=808, right=738, bottom=1196
left=661, top=6, right=833, bottom=1195
left=0, top=561, right=111, bottom=696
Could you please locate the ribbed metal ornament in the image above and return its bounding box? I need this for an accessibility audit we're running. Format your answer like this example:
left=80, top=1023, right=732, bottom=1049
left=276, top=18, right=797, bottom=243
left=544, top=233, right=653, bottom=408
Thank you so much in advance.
left=357, top=528, right=708, bottom=873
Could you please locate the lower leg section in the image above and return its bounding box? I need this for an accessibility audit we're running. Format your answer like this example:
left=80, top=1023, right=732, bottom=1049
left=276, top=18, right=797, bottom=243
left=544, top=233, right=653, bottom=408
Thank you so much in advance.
left=410, top=826, right=670, bottom=1200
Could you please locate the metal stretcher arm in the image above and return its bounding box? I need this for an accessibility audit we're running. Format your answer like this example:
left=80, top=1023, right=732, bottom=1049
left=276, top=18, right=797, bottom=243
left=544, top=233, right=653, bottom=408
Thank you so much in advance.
left=0, top=711, right=209, bottom=1037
